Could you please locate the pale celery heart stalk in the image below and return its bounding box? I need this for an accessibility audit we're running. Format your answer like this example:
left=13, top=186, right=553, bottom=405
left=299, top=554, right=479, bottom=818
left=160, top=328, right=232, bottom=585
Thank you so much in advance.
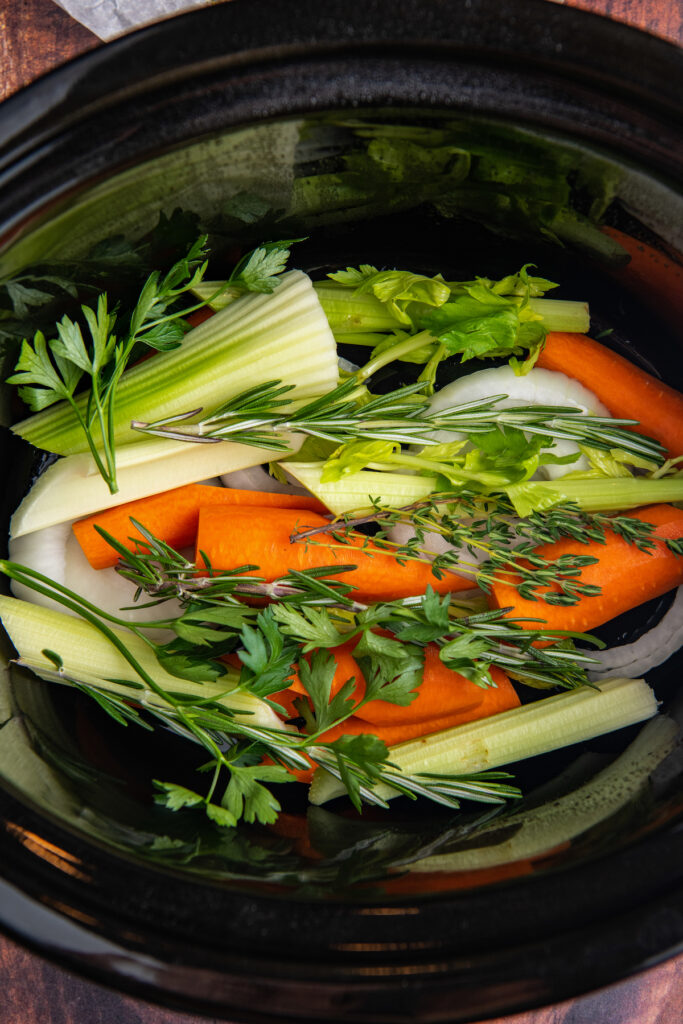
left=308, top=677, right=659, bottom=806
left=13, top=270, right=338, bottom=455
left=0, top=595, right=282, bottom=730
left=280, top=460, right=438, bottom=516
left=10, top=434, right=302, bottom=538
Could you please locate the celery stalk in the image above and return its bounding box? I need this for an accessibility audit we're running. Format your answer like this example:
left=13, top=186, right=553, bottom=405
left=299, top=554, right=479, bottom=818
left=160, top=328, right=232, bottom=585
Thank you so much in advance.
left=507, top=476, right=683, bottom=517
left=308, top=677, right=659, bottom=805
left=13, top=271, right=338, bottom=456
left=313, top=282, right=590, bottom=336
left=313, top=282, right=404, bottom=332
left=0, top=595, right=282, bottom=729
left=280, top=460, right=438, bottom=516
left=526, top=297, right=589, bottom=333
left=11, top=435, right=302, bottom=538
left=405, top=716, right=677, bottom=874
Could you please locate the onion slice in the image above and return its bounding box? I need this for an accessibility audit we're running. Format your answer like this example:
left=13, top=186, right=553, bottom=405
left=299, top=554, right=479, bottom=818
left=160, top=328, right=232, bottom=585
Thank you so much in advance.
left=426, top=365, right=609, bottom=479
left=588, top=586, right=683, bottom=681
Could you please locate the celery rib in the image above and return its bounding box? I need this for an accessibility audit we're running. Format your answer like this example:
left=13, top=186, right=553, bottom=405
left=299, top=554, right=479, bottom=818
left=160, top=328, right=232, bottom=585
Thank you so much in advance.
left=0, top=595, right=281, bottom=729
left=308, top=677, right=659, bottom=806
left=13, top=272, right=338, bottom=456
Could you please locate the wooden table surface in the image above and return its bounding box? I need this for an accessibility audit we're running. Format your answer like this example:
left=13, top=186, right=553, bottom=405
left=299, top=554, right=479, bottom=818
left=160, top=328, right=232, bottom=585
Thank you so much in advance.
left=1, top=0, right=682, bottom=1022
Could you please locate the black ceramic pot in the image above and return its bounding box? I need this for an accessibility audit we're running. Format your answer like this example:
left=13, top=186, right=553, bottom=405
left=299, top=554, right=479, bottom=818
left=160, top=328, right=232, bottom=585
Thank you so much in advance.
left=0, top=2, right=682, bottom=1021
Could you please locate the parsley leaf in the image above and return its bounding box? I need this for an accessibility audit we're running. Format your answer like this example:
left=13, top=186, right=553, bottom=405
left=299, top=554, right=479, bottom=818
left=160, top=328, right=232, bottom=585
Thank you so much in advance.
left=223, top=764, right=294, bottom=825
left=320, top=733, right=390, bottom=812
left=297, top=649, right=358, bottom=734
left=228, top=238, right=306, bottom=294
left=270, top=603, right=348, bottom=652
left=238, top=608, right=299, bottom=698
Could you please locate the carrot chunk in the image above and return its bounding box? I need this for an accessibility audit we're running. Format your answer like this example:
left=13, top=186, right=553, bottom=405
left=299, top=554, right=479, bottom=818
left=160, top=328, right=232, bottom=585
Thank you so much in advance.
left=195, top=506, right=473, bottom=602
left=73, top=484, right=326, bottom=570
left=537, top=332, right=683, bottom=459
left=488, top=504, right=683, bottom=634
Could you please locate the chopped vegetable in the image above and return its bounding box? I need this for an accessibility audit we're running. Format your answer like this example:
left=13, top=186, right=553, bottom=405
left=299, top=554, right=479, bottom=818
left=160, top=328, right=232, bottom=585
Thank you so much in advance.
left=9, top=435, right=302, bottom=539
left=195, top=505, right=474, bottom=601
left=356, top=651, right=518, bottom=726
left=537, top=332, right=683, bottom=459
left=12, top=270, right=339, bottom=460
left=0, top=594, right=280, bottom=727
left=488, top=504, right=683, bottom=633
left=309, top=676, right=659, bottom=805
left=73, top=484, right=326, bottom=570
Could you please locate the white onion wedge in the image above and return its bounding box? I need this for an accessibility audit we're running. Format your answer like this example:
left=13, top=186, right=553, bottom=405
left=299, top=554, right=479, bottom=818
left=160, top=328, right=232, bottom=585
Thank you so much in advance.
left=9, top=521, right=181, bottom=631
left=10, top=435, right=303, bottom=539
left=221, top=463, right=311, bottom=497
left=426, top=365, right=609, bottom=478
left=588, top=587, right=683, bottom=681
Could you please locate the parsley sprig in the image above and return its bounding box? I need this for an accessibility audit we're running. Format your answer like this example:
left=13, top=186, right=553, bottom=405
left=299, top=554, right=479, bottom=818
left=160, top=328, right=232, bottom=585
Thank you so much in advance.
left=1, top=550, right=523, bottom=826
left=7, top=238, right=211, bottom=493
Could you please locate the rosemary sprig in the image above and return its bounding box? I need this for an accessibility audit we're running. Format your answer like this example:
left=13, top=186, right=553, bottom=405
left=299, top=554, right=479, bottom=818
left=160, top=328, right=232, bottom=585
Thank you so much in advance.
left=130, top=377, right=666, bottom=465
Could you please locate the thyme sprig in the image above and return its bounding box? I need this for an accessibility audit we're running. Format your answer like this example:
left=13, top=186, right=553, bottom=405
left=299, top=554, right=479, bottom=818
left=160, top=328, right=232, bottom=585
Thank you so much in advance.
left=290, top=492, right=661, bottom=605
left=130, top=377, right=666, bottom=465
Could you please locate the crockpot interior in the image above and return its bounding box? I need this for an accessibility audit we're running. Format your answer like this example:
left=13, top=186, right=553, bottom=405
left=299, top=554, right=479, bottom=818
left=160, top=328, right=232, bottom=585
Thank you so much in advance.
left=1, top=105, right=682, bottom=890
left=0, top=2, right=682, bottom=1020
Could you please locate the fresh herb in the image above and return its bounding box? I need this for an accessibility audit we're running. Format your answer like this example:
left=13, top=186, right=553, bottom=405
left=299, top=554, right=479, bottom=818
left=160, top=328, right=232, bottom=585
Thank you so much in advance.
left=0, top=552, right=523, bottom=825
left=131, top=376, right=666, bottom=466
left=6, top=238, right=210, bottom=493
left=227, top=238, right=306, bottom=294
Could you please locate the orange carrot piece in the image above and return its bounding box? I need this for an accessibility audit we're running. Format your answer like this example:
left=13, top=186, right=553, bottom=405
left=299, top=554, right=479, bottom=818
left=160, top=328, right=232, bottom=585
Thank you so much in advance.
left=601, top=226, right=683, bottom=330
left=195, top=506, right=473, bottom=602
left=488, top=504, right=683, bottom=634
left=276, top=646, right=517, bottom=728
left=281, top=667, right=520, bottom=784
left=536, top=332, right=683, bottom=459
left=356, top=656, right=514, bottom=726
left=73, top=485, right=327, bottom=570
left=185, top=307, right=216, bottom=328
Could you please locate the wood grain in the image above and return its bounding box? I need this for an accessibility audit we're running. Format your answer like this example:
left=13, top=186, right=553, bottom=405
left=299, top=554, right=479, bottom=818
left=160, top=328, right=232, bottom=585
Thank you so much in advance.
left=0, top=0, right=97, bottom=103
left=0, top=0, right=681, bottom=1023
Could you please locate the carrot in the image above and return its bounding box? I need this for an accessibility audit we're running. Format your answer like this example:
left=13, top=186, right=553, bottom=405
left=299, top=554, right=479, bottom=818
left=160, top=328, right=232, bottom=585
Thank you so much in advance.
left=601, top=226, right=683, bottom=330
left=195, top=506, right=473, bottom=602
left=73, top=484, right=327, bottom=570
left=488, top=504, right=683, bottom=634
left=536, top=332, right=683, bottom=459
left=286, top=640, right=366, bottom=703
left=284, top=642, right=517, bottom=724
left=185, top=307, right=215, bottom=328
left=356, top=650, right=513, bottom=726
